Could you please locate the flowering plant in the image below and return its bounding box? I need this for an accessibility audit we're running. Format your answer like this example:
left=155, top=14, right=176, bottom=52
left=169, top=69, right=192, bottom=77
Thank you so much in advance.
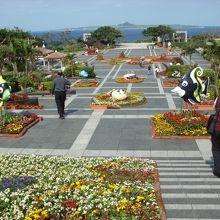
left=92, top=92, right=146, bottom=108
left=0, top=156, right=165, bottom=219
left=153, top=110, right=209, bottom=136
left=0, top=113, right=40, bottom=134
left=73, top=81, right=99, bottom=87
left=162, top=79, right=179, bottom=87
left=115, top=77, right=144, bottom=83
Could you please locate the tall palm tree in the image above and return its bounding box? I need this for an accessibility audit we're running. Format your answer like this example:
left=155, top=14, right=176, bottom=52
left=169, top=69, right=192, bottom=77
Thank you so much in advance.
left=0, top=44, right=16, bottom=75
left=181, top=43, right=197, bottom=65
left=209, top=45, right=220, bottom=96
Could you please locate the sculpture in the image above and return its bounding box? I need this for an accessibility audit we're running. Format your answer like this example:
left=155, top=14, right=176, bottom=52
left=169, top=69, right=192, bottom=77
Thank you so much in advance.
left=107, top=89, right=127, bottom=101
left=171, top=66, right=209, bottom=104
left=0, top=75, right=11, bottom=108
left=123, top=71, right=138, bottom=80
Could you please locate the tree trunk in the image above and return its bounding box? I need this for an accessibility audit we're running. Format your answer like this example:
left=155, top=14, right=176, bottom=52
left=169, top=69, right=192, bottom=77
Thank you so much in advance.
left=12, top=62, right=18, bottom=77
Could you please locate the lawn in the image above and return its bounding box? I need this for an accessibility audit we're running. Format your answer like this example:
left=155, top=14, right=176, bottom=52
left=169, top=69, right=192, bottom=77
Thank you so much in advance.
left=215, top=38, right=220, bottom=46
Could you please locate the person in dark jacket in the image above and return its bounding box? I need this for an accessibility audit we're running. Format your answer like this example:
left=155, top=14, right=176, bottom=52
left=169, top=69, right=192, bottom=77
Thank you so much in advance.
left=51, top=71, right=71, bottom=119
left=211, top=95, right=220, bottom=177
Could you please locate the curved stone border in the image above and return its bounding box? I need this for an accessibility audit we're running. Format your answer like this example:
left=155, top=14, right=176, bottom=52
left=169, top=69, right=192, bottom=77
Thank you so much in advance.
left=0, top=117, right=43, bottom=138
left=115, top=77, right=145, bottom=83
left=151, top=118, right=211, bottom=140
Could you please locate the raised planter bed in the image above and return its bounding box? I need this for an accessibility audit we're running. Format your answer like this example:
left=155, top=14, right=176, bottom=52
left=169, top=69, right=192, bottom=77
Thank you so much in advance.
left=0, top=114, right=43, bottom=138
left=151, top=111, right=211, bottom=139
left=6, top=95, right=43, bottom=109
left=162, top=79, right=179, bottom=87
left=91, top=92, right=146, bottom=109
left=17, top=90, right=51, bottom=96
left=115, top=77, right=145, bottom=83
left=72, top=80, right=99, bottom=87
left=183, top=101, right=214, bottom=111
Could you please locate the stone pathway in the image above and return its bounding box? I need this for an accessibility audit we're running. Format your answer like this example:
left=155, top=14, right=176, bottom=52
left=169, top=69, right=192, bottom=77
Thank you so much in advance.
left=0, top=47, right=219, bottom=219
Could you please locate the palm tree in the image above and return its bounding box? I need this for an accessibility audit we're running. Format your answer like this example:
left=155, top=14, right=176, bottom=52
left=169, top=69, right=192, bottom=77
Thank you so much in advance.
left=209, top=45, right=220, bottom=96
left=0, top=44, right=16, bottom=75
left=181, top=43, right=197, bottom=65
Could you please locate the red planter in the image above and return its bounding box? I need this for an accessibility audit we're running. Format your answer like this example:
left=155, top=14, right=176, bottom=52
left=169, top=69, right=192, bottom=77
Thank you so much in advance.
left=0, top=117, right=43, bottom=138
left=151, top=118, right=211, bottom=140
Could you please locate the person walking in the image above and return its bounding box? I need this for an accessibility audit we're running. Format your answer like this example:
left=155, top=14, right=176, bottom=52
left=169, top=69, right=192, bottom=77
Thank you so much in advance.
left=51, top=71, right=71, bottom=119
left=147, top=65, right=152, bottom=74
left=155, top=66, right=160, bottom=78
left=211, top=95, right=220, bottom=177
left=139, top=58, right=144, bottom=68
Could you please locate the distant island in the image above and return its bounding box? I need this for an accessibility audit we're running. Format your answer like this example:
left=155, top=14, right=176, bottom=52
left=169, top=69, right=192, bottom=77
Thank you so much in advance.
left=52, top=22, right=220, bottom=32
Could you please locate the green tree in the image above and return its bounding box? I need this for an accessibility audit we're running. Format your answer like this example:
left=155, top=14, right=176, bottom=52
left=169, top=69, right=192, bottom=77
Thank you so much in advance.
left=143, top=25, right=174, bottom=43
left=181, top=43, right=197, bottom=65
left=208, top=45, right=220, bottom=96
left=0, top=45, right=12, bottom=74
left=91, top=26, right=122, bottom=46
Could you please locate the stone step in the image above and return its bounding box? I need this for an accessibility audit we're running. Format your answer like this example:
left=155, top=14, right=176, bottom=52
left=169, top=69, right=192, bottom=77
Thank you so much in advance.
left=156, top=158, right=220, bottom=219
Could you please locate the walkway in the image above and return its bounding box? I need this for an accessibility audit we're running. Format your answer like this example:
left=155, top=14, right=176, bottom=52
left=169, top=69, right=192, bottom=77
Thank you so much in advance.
left=0, top=47, right=219, bottom=219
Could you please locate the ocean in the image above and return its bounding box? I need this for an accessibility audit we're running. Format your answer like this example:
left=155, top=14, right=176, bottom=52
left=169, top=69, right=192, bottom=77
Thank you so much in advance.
left=33, top=26, right=220, bottom=43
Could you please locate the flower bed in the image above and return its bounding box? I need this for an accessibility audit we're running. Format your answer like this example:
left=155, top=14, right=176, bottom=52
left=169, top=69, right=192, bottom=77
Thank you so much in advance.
left=0, top=112, right=42, bottom=137
left=115, top=77, right=145, bottom=83
left=0, top=156, right=166, bottom=219
left=5, top=103, right=44, bottom=110
left=152, top=110, right=210, bottom=139
left=6, top=94, right=43, bottom=109
left=72, top=80, right=99, bottom=87
left=183, top=100, right=214, bottom=110
left=162, top=79, right=179, bottom=87
left=91, top=92, right=146, bottom=108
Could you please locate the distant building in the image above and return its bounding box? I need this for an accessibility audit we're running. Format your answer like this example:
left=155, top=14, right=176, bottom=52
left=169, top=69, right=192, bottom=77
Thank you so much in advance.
left=83, top=33, right=91, bottom=42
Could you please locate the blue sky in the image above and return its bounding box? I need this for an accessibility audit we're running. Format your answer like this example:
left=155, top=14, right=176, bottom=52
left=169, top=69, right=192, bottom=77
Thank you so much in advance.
left=0, top=0, right=220, bottom=31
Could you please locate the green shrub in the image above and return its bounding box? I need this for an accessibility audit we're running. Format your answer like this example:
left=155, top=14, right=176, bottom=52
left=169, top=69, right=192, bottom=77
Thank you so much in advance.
left=43, top=81, right=52, bottom=90
left=97, top=53, right=104, bottom=60
left=18, top=76, right=34, bottom=90
left=2, top=73, right=20, bottom=92
left=64, top=65, right=74, bottom=77
left=217, top=79, right=220, bottom=94
left=75, top=64, right=95, bottom=77
left=167, top=65, right=191, bottom=78
left=208, top=86, right=217, bottom=100
left=202, top=69, right=215, bottom=84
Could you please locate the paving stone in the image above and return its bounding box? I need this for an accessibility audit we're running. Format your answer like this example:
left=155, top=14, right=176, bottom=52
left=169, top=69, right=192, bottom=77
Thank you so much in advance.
left=2, top=48, right=220, bottom=219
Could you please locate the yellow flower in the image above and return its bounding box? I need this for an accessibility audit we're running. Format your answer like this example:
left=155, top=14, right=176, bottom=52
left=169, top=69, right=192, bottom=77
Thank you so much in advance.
left=81, top=185, right=86, bottom=189
left=42, top=210, right=49, bottom=218
left=148, top=193, right=155, bottom=198
left=136, top=196, right=145, bottom=202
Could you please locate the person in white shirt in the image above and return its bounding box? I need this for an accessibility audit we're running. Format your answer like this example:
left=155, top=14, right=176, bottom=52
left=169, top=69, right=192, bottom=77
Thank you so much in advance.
left=155, top=66, right=160, bottom=77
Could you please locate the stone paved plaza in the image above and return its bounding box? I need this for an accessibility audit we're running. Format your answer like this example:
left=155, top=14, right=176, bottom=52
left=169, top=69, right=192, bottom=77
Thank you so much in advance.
left=1, top=47, right=220, bottom=220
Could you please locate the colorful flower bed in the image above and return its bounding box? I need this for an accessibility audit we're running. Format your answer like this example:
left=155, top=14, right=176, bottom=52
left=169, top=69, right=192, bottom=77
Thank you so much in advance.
left=91, top=92, right=146, bottom=108
left=161, top=79, right=179, bottom=87
left=72, top=81, right=99, bottom=87
left=0, top=112, right=42, bottom=136
left=115, top=77, right=145, bottom=83
left=0, top=156, right=165, bottom=219
left=152, top=110, right=209, bottom=137
left=6, top=94, right=43, bottom=109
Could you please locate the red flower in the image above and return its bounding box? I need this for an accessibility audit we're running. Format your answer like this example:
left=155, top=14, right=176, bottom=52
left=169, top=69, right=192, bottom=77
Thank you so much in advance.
left=62, top=200, right=78, bottom=209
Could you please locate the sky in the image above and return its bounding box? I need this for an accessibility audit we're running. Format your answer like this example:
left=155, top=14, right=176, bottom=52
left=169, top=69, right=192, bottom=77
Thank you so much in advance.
left=0, top=0, right=220, bottom=31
